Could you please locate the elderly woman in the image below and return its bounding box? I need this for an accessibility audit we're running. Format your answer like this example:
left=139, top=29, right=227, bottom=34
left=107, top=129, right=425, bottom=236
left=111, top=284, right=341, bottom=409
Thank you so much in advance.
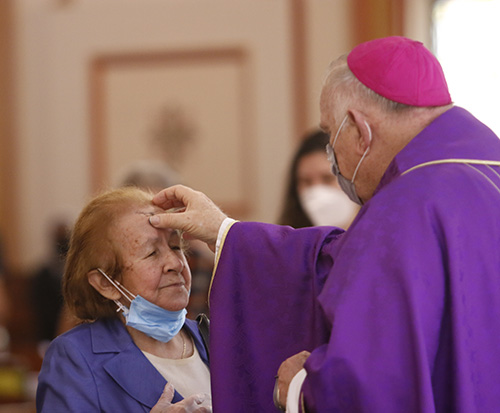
left=36, top=187, right=211, bottom=412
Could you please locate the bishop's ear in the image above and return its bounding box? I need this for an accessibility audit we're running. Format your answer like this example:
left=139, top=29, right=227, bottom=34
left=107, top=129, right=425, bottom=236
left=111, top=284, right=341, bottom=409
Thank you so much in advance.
left=348, top=109, right=372, bottom=153
left=87, top=269, right=121, bottom=300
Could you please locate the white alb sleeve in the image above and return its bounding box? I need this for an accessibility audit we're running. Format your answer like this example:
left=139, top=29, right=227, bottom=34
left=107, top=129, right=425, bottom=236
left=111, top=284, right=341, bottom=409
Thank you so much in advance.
left=286, top=368, right=307, bottom=413
left=215, top=217, right=236, bottom=258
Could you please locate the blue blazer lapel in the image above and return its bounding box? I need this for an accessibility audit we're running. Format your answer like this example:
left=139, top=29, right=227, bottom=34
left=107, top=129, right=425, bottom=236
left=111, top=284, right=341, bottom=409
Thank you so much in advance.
left=103, top=342, right=169, bottom=408
left=90, top=318, right=185, bottom=408
left=91, top=318, right=206, bottom=407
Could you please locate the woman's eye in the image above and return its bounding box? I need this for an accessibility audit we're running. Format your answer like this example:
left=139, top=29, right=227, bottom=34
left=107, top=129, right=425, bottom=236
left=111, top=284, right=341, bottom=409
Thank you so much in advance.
left=170, top=245, right=181, bottom=251
left=146, top=250, right=157, bottom=258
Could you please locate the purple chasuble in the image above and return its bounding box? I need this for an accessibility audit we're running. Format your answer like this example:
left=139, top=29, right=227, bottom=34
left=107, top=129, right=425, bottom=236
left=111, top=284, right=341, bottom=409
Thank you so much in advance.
left=210, top=224, right=344, bottom=411
left=210, top=107, right=500, bottom=412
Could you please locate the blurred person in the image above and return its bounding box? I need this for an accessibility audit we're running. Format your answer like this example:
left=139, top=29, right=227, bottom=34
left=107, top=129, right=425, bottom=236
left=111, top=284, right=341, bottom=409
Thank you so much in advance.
left=118, top=159, right=181, bottom=192
left=0, top=238, right=37, bottom=405
left=0, top=237, right=10, bottom=330
left=31, top=220, right=70, bottom=343
left=278, top=130, right=358, bottom=229
left=149, top=36, right=500, bottom=412
left=36, top=187, right=211, bottom=412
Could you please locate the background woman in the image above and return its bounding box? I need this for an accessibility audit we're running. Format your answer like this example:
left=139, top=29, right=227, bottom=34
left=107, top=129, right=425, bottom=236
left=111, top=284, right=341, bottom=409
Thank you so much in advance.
left=277, top=130, right=358, bottom=229
left=36, top=187, right=211, bottom=412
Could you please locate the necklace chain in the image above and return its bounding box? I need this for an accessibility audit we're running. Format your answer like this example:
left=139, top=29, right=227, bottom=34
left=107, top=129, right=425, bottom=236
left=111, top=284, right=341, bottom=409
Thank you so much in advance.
left=181, top=332, right=186, bottom=359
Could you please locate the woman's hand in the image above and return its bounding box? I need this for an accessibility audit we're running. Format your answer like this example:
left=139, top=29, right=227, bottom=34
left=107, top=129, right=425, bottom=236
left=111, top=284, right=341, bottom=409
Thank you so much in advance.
left=150, top=383, right=212, bottom=413
left=150, top=185, right=227, bottom=252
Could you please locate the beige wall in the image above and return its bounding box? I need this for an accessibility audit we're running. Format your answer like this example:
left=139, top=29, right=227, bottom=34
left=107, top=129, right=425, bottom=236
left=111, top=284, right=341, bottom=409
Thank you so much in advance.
left=305, top=1, right=352, bottom=131
left=8, top=0, right=430, bottom=272
left=9, top=0, right=353, bottom=271
left=0, top=0, right=19, bottom=271
left=404, top=0, right=434, bottom=47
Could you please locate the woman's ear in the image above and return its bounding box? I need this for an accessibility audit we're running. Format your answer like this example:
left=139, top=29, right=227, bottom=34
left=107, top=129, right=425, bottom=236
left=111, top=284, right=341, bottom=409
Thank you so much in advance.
left=87, top=270, right=121, bottom=300
left=348, top=109, right=372, bottom=154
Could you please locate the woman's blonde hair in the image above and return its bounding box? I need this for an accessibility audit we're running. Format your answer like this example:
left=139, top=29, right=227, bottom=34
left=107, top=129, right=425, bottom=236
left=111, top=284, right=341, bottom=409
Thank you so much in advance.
left=63, top=186, right=155, bottom=321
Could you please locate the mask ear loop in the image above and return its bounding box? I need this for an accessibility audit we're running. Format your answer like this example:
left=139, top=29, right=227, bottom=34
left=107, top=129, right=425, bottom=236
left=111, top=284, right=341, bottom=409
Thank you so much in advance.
left=351, top=120, right=372, bottom=183
left=96, top=268, right=136, bottom=315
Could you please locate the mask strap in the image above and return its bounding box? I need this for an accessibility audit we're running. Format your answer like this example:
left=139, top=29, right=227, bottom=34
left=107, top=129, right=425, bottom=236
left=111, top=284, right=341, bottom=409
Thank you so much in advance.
left=351, top=121, right=372, bottom=183
left=96, top=268, right=136, bottom=313
left=364, top=120, right=372, bottom=143
left=332, top=115, right=349, bottom=148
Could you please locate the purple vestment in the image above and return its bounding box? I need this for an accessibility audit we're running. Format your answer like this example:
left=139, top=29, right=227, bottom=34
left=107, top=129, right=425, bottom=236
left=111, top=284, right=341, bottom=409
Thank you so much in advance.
left=210, top=107, right=500, bottom=412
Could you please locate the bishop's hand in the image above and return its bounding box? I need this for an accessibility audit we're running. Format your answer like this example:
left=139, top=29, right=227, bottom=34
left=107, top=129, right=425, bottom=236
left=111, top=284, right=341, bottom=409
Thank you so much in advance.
left=150, top=185, right=227, bottom=252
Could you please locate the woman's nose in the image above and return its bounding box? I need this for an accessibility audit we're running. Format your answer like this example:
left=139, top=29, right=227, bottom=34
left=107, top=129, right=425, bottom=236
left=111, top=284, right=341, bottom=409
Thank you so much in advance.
left=162, top=250, right=185, bottom=273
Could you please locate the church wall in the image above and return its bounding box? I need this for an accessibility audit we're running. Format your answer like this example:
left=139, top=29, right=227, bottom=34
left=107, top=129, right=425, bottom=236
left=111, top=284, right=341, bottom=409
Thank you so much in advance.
left=6, top=0, right=431, bottom=272
left=12, top=0, right=297, bottom=271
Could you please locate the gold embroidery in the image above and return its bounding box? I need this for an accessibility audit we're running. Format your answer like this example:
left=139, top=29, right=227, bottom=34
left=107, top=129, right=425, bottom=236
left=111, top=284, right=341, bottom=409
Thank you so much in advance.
left=401, top=159, right=500, bottom=176
left=208, top=220, right=238, bottom=307
left=401, top=158, right=500, bottom=194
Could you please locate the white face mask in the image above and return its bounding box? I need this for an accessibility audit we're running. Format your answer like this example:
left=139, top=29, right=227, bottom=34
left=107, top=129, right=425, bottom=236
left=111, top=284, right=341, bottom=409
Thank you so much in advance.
left=299, top=184, right=358, bottom=228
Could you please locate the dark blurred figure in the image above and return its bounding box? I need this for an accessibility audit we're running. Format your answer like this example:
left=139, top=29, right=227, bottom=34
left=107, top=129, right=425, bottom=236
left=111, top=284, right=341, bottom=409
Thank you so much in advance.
left=0, top=236, right=32, bottom=406
left=278, top=130, right=358, bottom=229
left=31, top=221, right=70, bottom=342
left=0, top=237, right=10, bottom=331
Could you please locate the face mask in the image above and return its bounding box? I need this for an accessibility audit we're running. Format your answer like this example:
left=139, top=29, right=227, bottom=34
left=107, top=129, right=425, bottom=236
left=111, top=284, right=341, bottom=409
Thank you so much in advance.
left=325, top=115, right=372, bottom=206
left=299, top=184, right=358, bottom=228
left=97, top=268, right=187, bottom=343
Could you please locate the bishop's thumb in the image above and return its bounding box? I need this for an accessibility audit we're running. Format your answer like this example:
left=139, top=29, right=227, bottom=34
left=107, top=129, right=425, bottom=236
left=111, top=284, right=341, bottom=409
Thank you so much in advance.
left=149, top=213, right=181, bottom=231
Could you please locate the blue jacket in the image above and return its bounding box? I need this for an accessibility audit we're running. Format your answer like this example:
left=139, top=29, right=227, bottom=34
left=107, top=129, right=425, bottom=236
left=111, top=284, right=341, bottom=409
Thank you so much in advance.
left=36, top=317, right=209, bottom=412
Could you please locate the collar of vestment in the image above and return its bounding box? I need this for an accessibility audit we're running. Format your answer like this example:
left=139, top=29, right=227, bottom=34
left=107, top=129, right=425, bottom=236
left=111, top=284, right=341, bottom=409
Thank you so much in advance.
left=375, top=106, right=500, bottom=196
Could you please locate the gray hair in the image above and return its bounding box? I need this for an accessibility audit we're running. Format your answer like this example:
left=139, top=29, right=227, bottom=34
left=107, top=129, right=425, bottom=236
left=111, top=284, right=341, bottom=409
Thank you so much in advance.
left=322, top=54, right=411, bottom=122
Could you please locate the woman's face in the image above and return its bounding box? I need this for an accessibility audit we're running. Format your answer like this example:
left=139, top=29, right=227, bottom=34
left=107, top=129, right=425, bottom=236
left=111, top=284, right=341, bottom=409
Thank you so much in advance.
left=296, top=151, right=338, bottom=194
left=112, top=205, right=191, bottom=312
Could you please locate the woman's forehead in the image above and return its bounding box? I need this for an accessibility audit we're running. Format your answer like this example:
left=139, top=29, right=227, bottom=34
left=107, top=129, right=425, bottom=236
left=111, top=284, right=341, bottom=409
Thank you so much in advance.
left=124, top=203, right=164, bottom=218
left=136, top=204, right=163, bottom=215
left=114, top=205, right=170, bottom=233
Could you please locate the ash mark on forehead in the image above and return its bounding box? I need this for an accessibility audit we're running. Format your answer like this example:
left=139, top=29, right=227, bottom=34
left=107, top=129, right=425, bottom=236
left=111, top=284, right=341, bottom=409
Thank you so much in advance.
left=135, top=211, right=155, bottom=217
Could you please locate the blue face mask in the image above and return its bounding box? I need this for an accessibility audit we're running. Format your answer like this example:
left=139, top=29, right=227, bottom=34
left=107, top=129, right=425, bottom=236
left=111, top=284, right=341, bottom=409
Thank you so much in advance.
left=325, top=115, right=371, bottom=206
left=97, top=268, right=186, bottom=343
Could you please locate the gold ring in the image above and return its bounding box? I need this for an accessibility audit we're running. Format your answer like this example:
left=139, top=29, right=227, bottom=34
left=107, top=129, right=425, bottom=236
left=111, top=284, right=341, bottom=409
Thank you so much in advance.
left=273, top=375, right=286, bottom=411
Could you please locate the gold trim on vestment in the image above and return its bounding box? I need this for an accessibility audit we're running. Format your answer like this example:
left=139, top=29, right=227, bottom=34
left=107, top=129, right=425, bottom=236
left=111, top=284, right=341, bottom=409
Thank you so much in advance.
left=401, top=158, right=500, bottom=195
left=207, top=220, right=238, bottom=308
left=401, top=159, right=500, bottom=176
